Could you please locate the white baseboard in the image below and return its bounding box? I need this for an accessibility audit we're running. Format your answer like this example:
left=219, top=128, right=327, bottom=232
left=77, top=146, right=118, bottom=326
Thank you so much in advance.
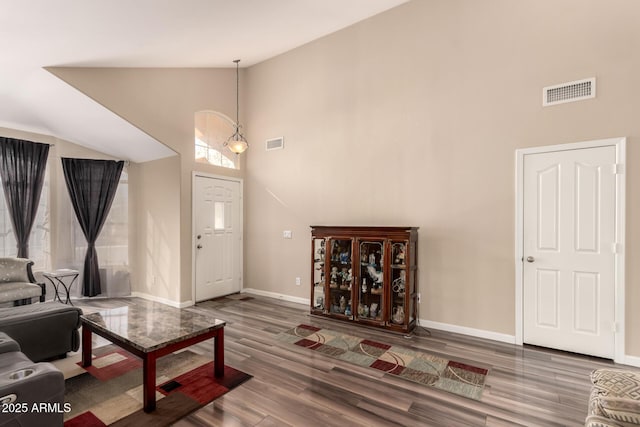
left=131, top=292, right=193, bottom=308
left=418, top=318, right=517, bottom=344
left=242, top=288, right=310, bottom=305
left=622, top=355, right=640, bottom=368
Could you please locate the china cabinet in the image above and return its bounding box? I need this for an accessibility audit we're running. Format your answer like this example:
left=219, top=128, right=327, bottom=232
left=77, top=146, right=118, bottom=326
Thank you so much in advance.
left=311, top=226, right=418, bottom=333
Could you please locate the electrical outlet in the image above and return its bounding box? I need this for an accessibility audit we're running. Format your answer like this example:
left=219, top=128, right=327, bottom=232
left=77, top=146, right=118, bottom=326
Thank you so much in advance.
left=283, top=230, right=292, bottom=239
left=417, top=293, right=421, bottom=303
left=295, top=277, right=301, bottom=286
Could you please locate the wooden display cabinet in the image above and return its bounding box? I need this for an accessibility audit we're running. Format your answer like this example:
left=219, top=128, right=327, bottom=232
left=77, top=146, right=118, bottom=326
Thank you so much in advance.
left=310, top=226, right=418, bottom=333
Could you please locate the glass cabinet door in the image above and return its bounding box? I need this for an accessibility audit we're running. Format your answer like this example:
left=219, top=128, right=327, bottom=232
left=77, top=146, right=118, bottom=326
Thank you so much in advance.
left=312, top=238, right=326, bottom=312
left=356, top=240, right=384, bottom=323
left=328, top=239, right=353, bottom=317
left=390, top=241, right=408, bottom=326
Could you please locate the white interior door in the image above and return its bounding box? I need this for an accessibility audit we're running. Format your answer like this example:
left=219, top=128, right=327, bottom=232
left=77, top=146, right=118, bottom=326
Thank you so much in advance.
left=194, top=175, right=241, bottom=302
left=523, top=146, right=616, bottom=358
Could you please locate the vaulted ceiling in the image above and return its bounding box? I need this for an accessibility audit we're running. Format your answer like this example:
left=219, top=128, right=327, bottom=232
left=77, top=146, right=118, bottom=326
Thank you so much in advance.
left=0, top=0, right=408, bottom=162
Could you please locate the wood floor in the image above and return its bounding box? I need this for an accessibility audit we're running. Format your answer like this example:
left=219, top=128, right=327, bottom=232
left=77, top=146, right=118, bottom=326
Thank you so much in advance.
left=75, top=295, right=619, bottom=427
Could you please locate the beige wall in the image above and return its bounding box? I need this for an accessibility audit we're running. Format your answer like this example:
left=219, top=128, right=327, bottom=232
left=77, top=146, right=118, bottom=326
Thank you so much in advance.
left=40, top=1, right=640, bottom=357
left=244, top=0, right=640, bottom=355
left=128, top=157, right=181, bottom=301
left=49, top=68, right=242, bottom=303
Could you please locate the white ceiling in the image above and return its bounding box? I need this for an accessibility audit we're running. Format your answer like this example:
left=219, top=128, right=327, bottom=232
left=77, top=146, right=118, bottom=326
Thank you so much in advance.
left=0, top=0, right=408, bottom=162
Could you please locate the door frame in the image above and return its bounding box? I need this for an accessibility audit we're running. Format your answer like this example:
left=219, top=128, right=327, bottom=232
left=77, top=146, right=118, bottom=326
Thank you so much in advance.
left=514, top=137, right=626, bottom=363
left=191, top=171, right=244, bottom=303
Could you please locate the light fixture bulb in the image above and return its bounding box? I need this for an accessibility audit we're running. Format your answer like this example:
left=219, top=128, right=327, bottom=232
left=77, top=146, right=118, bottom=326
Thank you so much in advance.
left=228, top=139, right=248, bottom=154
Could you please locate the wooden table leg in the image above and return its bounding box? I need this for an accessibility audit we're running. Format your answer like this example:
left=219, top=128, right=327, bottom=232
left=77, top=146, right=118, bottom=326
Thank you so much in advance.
left=81, top=325, right=92, bottom=367
left=143, top=354, right=157, bottom=412
left=214, top=328, right=224, bottom=377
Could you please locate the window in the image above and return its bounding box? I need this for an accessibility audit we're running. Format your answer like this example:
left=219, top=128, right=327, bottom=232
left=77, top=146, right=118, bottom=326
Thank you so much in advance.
left=73, top=170, right=128, bottom=267
left=0, top=169, right=50, bottom=270
left=194, top=111, right=238, bottom=169
left=214, top=202, right=225, bottom=230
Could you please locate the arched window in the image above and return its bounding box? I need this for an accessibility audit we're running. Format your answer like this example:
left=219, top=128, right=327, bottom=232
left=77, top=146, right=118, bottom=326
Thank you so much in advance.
left=194, top=111, right=238, bottom=169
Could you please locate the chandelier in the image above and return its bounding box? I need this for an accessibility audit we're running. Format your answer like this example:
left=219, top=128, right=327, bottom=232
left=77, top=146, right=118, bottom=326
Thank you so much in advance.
left=224, top=59, right=249, bottom=154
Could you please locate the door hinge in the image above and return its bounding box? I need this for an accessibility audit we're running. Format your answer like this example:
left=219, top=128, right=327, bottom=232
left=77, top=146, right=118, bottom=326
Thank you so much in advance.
left=613, top=163, right=624, bottom=174
left=612, top=243, right=623, bottom=254
left=612, top=322, right=619, bottom=333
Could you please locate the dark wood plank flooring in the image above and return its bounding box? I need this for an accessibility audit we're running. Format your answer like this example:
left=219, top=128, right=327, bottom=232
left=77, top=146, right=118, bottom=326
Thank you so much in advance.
left=76, top=295, right=618, bottom=426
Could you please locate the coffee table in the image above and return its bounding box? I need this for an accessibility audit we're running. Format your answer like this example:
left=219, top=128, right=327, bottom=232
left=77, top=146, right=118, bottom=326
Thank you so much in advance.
left=80, top=301, right=226, bottom=412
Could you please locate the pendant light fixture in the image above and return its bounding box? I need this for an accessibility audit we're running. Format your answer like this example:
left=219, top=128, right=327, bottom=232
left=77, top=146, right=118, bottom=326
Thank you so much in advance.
left=224, top=59, right=249, bottom=154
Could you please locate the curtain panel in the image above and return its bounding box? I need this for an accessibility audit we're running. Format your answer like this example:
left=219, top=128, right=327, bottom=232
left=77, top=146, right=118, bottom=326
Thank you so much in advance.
left=0, top=137, right=49, bottom=258
left=62, top=158, right=124, bottom=297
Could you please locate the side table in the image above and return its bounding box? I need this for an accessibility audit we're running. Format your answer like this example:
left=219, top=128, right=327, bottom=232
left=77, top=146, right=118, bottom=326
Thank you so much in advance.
left=43, top=269, right=79, bottom=305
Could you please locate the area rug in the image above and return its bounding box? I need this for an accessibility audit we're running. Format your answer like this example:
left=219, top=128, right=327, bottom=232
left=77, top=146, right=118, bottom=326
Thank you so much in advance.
left=276, top=324, right=488, bottom=400
left=63, top=345, right=252, bottom=426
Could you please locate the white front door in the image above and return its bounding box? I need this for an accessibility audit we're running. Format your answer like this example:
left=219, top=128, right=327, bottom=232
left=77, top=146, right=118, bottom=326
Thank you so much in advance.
left=194, top=175, right=242, bottom=302
left=523, top=146, right=616, bottom=358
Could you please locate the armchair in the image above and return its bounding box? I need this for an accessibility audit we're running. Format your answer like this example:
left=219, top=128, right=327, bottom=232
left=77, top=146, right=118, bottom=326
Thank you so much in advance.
left=586, top=368, right=640, bottom=427
left=0, top=258, right=45, bottom=306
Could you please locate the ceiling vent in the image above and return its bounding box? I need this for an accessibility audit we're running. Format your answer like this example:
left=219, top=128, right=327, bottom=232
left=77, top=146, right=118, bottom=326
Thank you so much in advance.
left=543, top=78, right=595, bottom=107
left=265, top=137, right=284, bottom=151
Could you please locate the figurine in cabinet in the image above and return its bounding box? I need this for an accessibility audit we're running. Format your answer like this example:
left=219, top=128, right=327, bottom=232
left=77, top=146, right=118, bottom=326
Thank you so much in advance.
left=340, top=248, right=350, bottom=264
left=315, top=240, right=325, bottom=261
left=367, top=265, right=383, bottom=285
left=315, top=264, right=325, bottom=285
left=339, top=268, right=350, bottom=289
left=393, top=244, right=405, bottom=265
left=330, top=266, right=339, bottom=287
left=368, top=252, right=376, bottom=266
left=392, top=306, right=405, bottom=324
left=370, top=303, right=378, bottom=318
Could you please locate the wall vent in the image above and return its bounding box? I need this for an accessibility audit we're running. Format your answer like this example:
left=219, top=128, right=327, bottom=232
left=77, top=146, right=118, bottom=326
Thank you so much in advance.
left=265, top=137, right=284, bottom=151
left=543, top=78, right=595, bottom=106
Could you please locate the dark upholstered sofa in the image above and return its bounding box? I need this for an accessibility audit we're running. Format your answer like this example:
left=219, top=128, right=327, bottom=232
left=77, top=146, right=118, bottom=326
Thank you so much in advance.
left=0, top=332, right=64, bottom=427
left=0, top=302, right=82, bottom=362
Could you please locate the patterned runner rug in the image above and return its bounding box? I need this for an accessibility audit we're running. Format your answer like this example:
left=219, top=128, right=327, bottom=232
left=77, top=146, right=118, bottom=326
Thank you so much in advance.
left=63, top=345, right=251, bottom=426
left=276, top=324, right=488, bottom=400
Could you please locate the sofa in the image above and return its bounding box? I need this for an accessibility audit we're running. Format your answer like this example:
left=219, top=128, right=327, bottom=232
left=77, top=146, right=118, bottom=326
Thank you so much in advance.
left=0, top=258, right=45, bottom=306
left=0, top=302, right=82, bottom=362
left=586, top=368, right=640, bottom=426
left=0, top=332, right=64, bottom=427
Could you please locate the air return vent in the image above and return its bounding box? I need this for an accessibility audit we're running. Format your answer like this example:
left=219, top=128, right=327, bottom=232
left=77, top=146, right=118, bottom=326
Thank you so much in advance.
left=543, top=78, right=595, bottom=106
left=265, top=137, right=284, bottom=151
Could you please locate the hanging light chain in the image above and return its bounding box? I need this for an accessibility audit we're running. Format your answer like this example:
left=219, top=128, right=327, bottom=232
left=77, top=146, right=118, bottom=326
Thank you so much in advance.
left=234, top=59, right=240, bottom=131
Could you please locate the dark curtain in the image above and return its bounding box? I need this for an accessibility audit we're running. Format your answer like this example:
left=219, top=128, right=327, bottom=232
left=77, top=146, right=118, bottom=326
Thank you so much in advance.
left=0, top=137, right=50, bottom=258
left=62, top=158, right=124, bottom=297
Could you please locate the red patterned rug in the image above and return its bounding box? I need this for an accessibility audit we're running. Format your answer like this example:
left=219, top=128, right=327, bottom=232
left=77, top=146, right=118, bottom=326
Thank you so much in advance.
left=277, top=324, right=488, bottom=400
left=63, top=346, right=251, bottom=426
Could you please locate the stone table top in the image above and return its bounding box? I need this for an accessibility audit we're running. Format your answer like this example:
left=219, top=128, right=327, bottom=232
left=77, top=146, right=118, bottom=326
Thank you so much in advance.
left=81, top=300, right=225, bottom=353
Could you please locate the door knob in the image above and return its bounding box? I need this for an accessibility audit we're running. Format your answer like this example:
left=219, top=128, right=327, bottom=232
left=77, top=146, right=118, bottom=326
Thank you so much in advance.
left=197, top=244, right=203, bottom=249
left=526, top=256, right=535, bottom=263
